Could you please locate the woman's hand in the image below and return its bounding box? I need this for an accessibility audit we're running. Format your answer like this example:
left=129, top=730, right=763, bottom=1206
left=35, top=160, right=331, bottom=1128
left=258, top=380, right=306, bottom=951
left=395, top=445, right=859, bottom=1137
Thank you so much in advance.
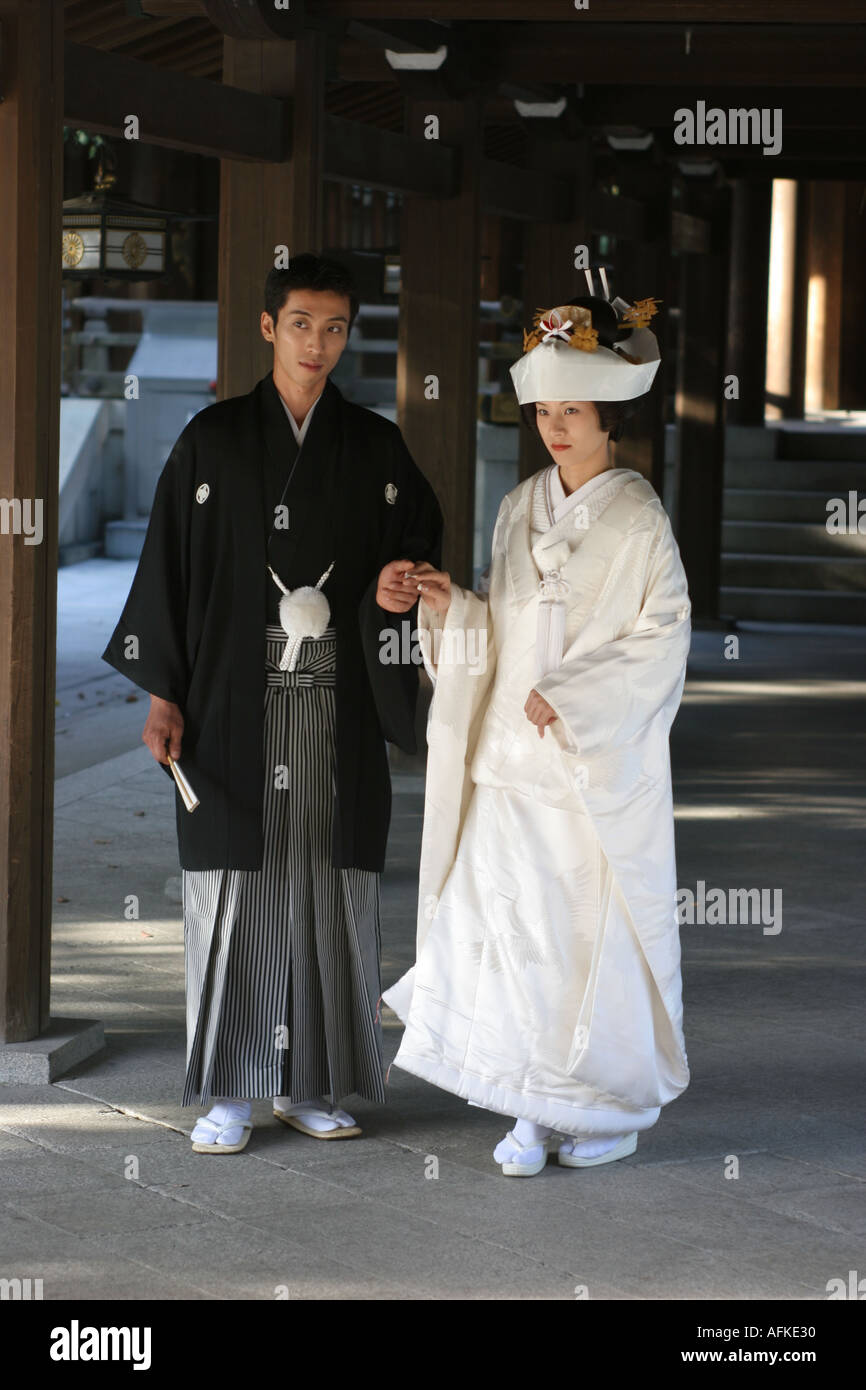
left=405, top=561, right=452, bottom=616
left=524, top=688, right=558, bottom=739
left=144, top=695, right=184, bottom=765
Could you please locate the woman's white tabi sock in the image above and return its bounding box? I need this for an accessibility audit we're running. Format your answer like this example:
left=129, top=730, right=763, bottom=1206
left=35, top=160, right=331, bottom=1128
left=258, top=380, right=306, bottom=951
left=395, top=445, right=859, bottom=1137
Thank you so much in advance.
left=493, top=1116, right=553, bottom=1165
left=190, top=1098, right=251, bottom=1147
left=557, top=1134, right=626, bottom=1159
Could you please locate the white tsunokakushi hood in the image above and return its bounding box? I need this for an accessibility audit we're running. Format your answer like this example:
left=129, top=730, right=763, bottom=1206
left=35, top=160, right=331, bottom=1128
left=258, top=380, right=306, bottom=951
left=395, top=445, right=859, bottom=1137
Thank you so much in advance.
left=509, top=292, right=662, bottom=405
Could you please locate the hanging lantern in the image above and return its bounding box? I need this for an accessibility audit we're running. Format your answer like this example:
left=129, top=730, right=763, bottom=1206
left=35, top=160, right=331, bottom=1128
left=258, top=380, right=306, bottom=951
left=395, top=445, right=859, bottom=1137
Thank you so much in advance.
left=62, top=150, right=173, bottom=282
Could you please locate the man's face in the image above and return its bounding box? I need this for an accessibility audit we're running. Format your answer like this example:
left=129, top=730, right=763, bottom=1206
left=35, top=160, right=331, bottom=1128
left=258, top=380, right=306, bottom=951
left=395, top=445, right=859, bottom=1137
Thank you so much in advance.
left=260, top=288, right=351, bottom=389
left=534, top=400, right=607, bottom=465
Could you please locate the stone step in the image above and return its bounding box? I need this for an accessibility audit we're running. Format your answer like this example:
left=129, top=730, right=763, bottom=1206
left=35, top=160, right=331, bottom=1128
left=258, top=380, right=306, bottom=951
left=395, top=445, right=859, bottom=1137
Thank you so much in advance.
left=58, top=539, right=104, bottom=568
left=723, top=488, right=848, bottom=524
left=720, top=586, right=866, bottom=624
left=721, top=553, right=866, bottom=593
left=104, top=518, right=147, bottom=560
left=722, top=520, right=866, bottom=557
left=724, top=425, right=776, bottom=461
left=776, top=429, right=866, bottom=462
left=725, top=457, right=866, bottom=490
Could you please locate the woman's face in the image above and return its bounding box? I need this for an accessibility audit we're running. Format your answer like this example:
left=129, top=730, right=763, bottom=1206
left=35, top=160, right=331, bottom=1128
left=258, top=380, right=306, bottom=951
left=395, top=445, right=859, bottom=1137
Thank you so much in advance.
left=534, top=401, right=608, bottom=465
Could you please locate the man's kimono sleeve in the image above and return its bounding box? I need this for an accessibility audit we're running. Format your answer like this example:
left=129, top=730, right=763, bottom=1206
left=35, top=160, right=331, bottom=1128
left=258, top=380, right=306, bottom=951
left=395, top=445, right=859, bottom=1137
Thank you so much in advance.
left=358, top=431, right=444, bottom=752
left=101, top=427, right=195, bottom=776
left=535, top=513, right=692, bottom=761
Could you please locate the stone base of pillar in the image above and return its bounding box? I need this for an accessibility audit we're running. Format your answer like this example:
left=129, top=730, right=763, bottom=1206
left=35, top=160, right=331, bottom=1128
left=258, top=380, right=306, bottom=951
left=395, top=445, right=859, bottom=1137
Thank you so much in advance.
left=0, top=1018, right=105, bottom=1084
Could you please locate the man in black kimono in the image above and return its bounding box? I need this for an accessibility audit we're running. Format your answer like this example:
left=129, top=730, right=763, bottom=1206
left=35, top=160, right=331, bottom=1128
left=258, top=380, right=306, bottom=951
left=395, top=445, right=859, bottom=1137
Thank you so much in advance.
left=102, top=253, right=443, bottom=1152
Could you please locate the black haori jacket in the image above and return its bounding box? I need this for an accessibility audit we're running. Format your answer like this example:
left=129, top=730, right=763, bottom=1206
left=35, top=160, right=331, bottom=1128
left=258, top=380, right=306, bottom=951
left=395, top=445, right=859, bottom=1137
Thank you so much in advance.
left=101, top=371, right=443, bottom=871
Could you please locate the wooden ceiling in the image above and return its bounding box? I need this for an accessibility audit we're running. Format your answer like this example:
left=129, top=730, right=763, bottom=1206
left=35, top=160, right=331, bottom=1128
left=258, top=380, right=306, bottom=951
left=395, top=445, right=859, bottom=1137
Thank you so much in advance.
left=62, top=0, right=866, bottom=175
left=64, top=2, right=222, bottom=77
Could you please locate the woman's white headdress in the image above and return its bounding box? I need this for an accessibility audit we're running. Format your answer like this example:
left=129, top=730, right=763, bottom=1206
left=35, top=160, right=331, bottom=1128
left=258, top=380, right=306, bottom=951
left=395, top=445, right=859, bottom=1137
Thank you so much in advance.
left=509, top=272, right=662, bottom=404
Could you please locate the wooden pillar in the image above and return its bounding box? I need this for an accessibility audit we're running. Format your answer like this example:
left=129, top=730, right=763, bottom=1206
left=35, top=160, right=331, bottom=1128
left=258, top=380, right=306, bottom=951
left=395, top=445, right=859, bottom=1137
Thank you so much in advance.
left=789, top=180, right=811, bottom=420
left=518, top=135, right=591, bottom=482
left=611, top=160, right=673, bottom=497
left=0, top=1, right=63, bottom=1041
left=726, top=179, right=772, bottom=426
left=839, top=182, right=866, bottom=410
left=518, top=222, right=585, bottom=482
left=217, top=32, right=326, bottom=398
left=804, top=181, right=845, bottom=414
left=675, top=188, right=731, bottom=622
left=397, top=95, right=484, bottom=587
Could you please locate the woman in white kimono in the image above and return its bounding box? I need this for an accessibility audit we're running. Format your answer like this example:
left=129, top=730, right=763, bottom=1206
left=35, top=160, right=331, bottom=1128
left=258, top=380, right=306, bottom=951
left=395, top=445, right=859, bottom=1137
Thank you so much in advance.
left=381, top=288, right=692, bottom=1176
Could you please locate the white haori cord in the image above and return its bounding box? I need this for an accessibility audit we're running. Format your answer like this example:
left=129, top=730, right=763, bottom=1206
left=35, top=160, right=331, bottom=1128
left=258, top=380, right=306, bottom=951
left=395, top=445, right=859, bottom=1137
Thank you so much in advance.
left=535, top=568, right=571, bottom=680
left=268, top=560, right=335, bottom=672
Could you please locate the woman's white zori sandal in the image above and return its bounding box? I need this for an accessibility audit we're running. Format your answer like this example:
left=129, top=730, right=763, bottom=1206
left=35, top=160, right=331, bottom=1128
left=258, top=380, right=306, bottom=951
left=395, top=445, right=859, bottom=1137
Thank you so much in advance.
left=554, top=1132, right=639, bottom=1167
left=190, top=1100, right=253, bottom=1155
left=494, top=1129, right=553, bottom=1178
left=273, top=1096, right=362, bottom=1139
left=493, top=1125, right=639, bottom=1175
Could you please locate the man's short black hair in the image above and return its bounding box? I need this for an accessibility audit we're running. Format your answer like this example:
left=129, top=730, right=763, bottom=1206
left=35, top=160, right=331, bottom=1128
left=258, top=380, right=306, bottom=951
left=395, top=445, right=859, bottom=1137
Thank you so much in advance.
left=264, top=253, right=359, bottom=333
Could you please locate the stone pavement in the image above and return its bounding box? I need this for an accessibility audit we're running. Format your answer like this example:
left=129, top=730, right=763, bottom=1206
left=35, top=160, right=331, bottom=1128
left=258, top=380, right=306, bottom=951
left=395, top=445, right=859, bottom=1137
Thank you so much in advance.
left=0, top=558, right=863, bottom=1299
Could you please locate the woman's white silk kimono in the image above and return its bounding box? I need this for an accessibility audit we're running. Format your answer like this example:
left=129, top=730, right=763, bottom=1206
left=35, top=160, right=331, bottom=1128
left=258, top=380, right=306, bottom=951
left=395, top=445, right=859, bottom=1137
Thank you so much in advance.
left=382, top=465, right=692, bottom=1138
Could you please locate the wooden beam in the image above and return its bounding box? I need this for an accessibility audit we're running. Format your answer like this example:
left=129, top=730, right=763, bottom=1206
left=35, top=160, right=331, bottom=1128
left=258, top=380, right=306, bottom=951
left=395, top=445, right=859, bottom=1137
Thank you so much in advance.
left=337, top=28, right=866, bottom=86
left=139, top=0, right=304, bottom=36
left=481, top=159, right=573, bottom=222
left=218, top=31, right=326, bottom=396
left=323, top=114, right=455, bottom=196
left=584, top=87, right=866, bottom=131
left=141, top=0, right=866, bottom=16
left=722, top=160, right=866, bottom=181
left=318, top=1, right=866, bottom=18
left=664, top=131, right=866, bottom=162
left=0, top=0, right=63, bottom=1042
left=64, top=41, right=285, bottom=162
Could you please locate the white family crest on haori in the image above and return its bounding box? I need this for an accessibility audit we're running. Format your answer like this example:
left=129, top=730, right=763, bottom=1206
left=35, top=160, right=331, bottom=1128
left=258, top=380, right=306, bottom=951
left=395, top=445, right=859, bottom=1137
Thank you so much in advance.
left=195, top=483, right=210, bottom=503
left=385, top=482, right=398, bottom=505
left=267, top=561, right=335, bottom=671
left=382, top=466, right=692, bottom=1139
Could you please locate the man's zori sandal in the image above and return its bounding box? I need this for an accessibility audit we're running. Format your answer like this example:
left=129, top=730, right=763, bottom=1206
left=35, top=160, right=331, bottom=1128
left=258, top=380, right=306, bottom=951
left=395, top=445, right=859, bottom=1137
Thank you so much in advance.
left=494, top=1129, right=552, bottom=1178
left=555, top=1132, right=638, bottom=1167
left=190, top=1101, right=253, bottom=1155
left=273, top=1097, right=362, bottom=1140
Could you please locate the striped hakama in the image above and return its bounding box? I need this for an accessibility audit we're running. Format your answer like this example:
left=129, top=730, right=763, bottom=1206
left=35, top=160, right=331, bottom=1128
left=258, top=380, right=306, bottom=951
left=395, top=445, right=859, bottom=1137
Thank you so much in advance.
left=180, top=623, right=386, bottom=1108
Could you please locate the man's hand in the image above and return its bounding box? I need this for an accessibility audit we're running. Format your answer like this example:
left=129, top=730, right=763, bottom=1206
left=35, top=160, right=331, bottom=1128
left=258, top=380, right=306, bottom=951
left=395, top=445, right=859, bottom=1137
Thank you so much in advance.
left=143, top=695, right=184, bottom=765
left=524, top=688, right=558, bottom=739
left=376, top=558, right=426, bottom=613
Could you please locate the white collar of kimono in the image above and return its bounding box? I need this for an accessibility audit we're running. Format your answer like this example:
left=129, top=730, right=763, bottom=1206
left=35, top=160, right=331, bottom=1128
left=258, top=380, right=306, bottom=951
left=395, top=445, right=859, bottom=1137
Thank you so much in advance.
left=546, top=464, right=633, bottom=525
left=278, top=388, right=322, bottom=445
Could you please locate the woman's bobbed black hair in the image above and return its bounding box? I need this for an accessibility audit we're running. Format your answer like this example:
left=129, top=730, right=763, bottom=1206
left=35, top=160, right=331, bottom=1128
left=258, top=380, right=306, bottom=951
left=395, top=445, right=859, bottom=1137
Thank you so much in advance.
left=519, top=397, right=640, bottom=444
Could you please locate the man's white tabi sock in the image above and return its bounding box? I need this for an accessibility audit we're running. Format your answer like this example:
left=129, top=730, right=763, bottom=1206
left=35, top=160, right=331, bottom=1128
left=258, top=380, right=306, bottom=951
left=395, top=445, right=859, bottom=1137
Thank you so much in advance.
left=273, top=1094, right=357, bottom=1131
left=493, top=1116, right=553, bottom=1165
left=191, top=1098, right=251, bottom=1146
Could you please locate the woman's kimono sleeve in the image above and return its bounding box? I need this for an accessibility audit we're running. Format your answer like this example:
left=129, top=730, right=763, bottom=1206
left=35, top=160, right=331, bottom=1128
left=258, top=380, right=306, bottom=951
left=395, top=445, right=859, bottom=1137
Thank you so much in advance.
left=535, top=513, right=691, bottom=771
left=357, top=430, right=444, bottom=752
